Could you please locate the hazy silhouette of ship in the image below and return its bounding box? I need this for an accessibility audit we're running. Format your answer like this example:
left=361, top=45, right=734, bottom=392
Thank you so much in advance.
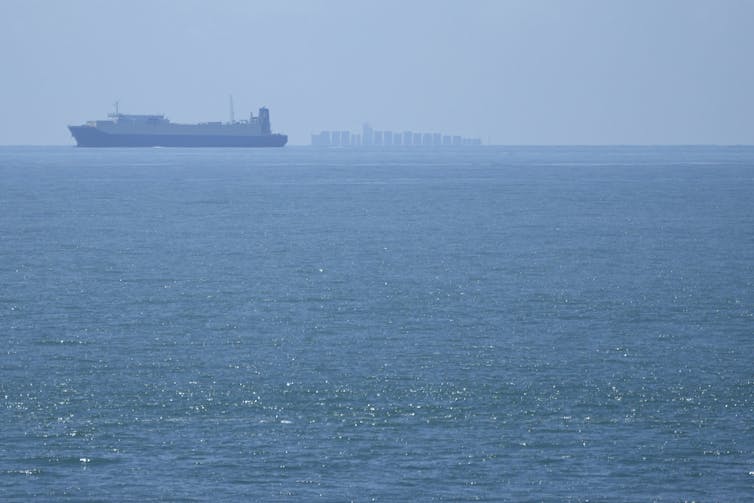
left=69, top=101, right=287, bottom=147
left=312, top=123, right=481, bottom=146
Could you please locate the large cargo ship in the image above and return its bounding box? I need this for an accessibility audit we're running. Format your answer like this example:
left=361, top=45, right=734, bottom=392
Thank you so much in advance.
left=68, top=104, right=287, bottom=147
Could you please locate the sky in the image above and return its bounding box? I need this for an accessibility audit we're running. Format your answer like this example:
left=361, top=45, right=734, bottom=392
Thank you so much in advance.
left=1, top=0, right=753, bottom=145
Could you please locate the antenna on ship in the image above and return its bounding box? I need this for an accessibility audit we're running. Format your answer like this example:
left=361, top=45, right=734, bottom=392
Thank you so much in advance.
left=108, top=100, right=120, bottom=119
left=229, top=94, right=235, bottom=124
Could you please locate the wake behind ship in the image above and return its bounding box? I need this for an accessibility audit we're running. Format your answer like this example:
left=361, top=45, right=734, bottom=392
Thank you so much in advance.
left=68, top=106, right=287, bottom=147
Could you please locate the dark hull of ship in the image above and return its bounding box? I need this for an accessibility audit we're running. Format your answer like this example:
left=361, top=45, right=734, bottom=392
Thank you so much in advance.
left=69, top=126, right=288, bottom=147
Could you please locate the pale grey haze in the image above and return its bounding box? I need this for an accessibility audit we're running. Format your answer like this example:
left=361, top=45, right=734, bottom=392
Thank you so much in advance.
left=1, top=0, right=752, bottom=145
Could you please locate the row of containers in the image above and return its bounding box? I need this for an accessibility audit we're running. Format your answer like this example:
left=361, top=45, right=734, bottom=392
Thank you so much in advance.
left=312, top=124, right=482, bottom=146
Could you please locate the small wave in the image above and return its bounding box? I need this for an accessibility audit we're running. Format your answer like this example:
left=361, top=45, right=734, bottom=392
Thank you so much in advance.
left=4, top=469, right=41, bottom=476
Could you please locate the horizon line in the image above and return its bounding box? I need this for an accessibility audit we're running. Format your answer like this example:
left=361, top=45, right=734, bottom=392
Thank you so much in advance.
left=2, top=143, right=754, bottom=148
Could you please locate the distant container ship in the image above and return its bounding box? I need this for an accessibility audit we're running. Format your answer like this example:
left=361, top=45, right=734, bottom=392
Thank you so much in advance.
left=312, top=123, right=481, bottom=147
left=68, top=103, right=287, bottom=147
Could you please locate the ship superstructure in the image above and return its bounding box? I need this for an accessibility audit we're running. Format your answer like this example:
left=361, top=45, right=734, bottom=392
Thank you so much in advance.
left=68, top=104, right=287, bottom=147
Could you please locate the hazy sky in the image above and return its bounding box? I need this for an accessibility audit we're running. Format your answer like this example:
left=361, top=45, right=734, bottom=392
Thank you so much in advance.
left=1, top=0, right=753, bottom=145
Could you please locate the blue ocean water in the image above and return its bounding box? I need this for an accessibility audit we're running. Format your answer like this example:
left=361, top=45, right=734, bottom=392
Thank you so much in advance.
left=1, top=146, right=752, bottom=501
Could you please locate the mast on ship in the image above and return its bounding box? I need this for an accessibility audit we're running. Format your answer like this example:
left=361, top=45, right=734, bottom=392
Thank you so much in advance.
left=108, top=100, right=120, bottom=119
left=229, top=95, right=235, bottom=124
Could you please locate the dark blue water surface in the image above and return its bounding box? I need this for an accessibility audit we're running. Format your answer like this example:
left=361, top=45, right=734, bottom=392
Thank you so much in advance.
left=1, top=146, right=753, bottom=501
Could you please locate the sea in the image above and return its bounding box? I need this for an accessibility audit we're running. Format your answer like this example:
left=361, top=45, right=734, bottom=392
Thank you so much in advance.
left=1, top=146, right=752, bottom=501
